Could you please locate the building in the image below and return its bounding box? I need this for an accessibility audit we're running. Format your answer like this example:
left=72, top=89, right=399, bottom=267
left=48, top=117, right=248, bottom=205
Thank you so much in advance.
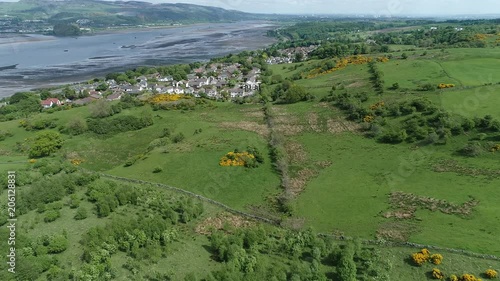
left=40, top=98, right=61, bottom=108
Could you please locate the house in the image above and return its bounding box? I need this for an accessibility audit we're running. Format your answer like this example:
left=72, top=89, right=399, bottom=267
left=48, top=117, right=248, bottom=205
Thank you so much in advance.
left=40, top=98, right=61, bottom=108
left=73, top=97, right=94, bottom=106
left=229, top=88, right=245, bottom=98
left=89, top=91, right=102, bottom=99
left=106, top=92, right=122, bottom=101
left=173, top=87, right=184, bottom=94
left=206, top=87, right=218, bottom=98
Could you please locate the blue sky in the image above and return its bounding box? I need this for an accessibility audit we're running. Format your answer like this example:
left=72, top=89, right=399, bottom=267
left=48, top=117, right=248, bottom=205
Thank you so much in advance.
left=1, top=0, right=499, bottom=15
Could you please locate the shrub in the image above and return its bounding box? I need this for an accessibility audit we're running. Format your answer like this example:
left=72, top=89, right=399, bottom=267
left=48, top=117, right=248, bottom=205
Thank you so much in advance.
left=29, top=131, right=64, bottom=158
left=172, top=133, right=185, bottom=143
left=460, top=142, right=483, bottom=157
left=66, top=117, right=88, bottom=135
left=485, top=269, right=498, bottom=279
left=431, top=254, right=443, bottom=265
left=438, top=83, right=455, bottom=89
left=411, top=249, right=431, bottom=266
left=432, top=268, right=445, bottom=280
left=412, top=252, right=428, bottom=266
left=44, top=210, right=61, bottom=223
left=153, top=167, right=163, bottom=173
left=74, top=207, right=88, bottom=220
left=419, top=83, right=436, bottom=91
left=450, top=275, right=459, bottom=281
left=219, top=150, right=261, bottom=168
left=460, top=273, right=481, bottom=281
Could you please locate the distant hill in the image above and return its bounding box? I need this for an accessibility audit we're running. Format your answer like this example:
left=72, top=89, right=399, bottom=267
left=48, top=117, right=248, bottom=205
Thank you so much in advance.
left=0, top=0, right=268, bottom=29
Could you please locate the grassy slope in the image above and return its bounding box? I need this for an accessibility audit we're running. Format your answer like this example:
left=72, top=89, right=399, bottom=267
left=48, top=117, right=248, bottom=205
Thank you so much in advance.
left=269, top=47, right=500, bottom=255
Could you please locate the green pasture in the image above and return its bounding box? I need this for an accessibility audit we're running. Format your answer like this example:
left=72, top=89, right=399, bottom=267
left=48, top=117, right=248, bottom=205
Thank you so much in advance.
left=294, top=132, right=500, bottom=255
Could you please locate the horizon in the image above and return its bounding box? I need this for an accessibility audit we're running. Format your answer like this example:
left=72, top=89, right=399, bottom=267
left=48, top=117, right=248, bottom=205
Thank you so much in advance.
left=0, top=0, right=499, bottom=17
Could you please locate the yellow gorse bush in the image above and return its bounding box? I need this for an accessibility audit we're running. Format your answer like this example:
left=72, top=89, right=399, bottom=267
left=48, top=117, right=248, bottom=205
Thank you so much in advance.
left=450, top=275, right=459, bottom=281
left=369, top=101, right=385, bottom=110
left=431, top=254, right=443, bottom=265
left=490, top=144, right=500, bottom=152
left=71, top=159, right=84, bottom=166
left=29, top=159, right=37, bottom=164
left=438, top=83, right=455, bottom=89
left=485, top=269, right=498, bottom=279
left=219, top=151, right=255, bottom=167
left=148, top=94, right=184, bottom=104
left=432, top=268, right=445, bottom=280
left=307, top=55, right=372, bottom=78
left=377, top=56, right=390, bottom=63
left=363, top=115, right=375, bottom=123
left=460, top=273, right=482, bottom=281
left=411, top=248, right=432, bottom=266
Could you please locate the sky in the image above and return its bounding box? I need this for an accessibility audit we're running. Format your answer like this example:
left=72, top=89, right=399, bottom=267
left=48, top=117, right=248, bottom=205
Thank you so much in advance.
left=1, top=0, right=499, bottom=15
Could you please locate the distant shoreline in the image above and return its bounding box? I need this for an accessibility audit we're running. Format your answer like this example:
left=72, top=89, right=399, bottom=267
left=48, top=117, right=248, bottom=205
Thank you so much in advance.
left=0, top=20, right=274, bottom=44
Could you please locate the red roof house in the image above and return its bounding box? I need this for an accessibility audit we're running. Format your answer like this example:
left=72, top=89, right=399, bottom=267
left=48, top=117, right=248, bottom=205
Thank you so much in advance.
left=41, top=98, right=62, bottom=108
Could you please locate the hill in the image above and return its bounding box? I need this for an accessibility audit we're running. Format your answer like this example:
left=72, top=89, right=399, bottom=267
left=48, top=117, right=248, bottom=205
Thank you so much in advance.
left=0, top=0, right=268, bottom=34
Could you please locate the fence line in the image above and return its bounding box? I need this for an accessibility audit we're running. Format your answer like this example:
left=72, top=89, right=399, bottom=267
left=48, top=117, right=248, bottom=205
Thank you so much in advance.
left=89, top=170, right=500, bottom=262
left=96, top=172, right=280, bottom=226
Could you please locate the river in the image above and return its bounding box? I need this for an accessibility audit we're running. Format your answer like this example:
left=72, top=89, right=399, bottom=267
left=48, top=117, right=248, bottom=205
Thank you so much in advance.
left=0, top=21, right=277, bottom=98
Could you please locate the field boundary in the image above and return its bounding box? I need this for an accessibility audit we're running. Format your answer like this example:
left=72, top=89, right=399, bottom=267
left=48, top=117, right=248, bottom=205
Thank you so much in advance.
left=83, top=169, right=500, bottom=262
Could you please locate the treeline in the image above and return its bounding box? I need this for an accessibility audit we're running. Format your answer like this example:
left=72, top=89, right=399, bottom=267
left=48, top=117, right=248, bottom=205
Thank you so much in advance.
left=268, top=20, right=431, bottom=42
left=370, top=22, right=499, bottom=48
left=367, top=61, right=384, bottom=95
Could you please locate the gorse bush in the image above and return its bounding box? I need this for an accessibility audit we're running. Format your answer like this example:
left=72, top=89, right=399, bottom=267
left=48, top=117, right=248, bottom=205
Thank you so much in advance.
left=411, top=248, right=432, bottom=266
left=432, top=268, right=445, bottom=280
left=431, top=254, right=443, bottom=265
left=485, top=269, right=498, bottom=279
left=460, top=273, right=481, bottom=281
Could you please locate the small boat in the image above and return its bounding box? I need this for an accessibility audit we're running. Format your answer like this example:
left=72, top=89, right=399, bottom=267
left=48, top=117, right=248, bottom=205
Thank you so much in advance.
left=0, top=64, right=18, bottom=71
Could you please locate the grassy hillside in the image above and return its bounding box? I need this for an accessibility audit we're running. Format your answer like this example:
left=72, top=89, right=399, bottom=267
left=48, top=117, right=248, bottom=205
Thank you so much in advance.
left=0, top=0, right=264, bottom=29
left=266, top=45, right=500, bottom=256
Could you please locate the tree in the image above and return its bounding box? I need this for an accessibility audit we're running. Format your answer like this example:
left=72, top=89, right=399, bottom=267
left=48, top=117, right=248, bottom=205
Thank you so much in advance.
left=96, top=83, right=109, bottom=92
left=47, top=234, right=68, bottom=254
left=401, top=53, right=408, bottom=59
left=17, top=95, right=42, bottom=115
left=29, top=131, right=63, bottom=158
left=280, top=84, right=309, bottom=104
left=67, top=117, right=88, bottom=135
left=338, top=243, right=357, bottom=281
left=9, top=92, right=32, bottom=104
left=53, top=23, right=81, bottom=36
left=89, top=99, right=113, bottom=118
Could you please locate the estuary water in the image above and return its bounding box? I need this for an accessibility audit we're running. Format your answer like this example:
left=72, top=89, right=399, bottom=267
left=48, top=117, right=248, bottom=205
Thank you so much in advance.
left=0, top=21, right=276, bottom=98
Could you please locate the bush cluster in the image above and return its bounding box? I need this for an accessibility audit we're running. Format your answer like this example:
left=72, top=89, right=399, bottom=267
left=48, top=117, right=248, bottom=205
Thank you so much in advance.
left=87, top=114, right=153, bottom=135
left=411, top=248, right=442, bottom=266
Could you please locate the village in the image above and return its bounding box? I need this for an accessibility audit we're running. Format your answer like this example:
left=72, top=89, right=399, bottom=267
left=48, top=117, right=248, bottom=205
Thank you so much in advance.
left=39, top=62, right=262, bottom=108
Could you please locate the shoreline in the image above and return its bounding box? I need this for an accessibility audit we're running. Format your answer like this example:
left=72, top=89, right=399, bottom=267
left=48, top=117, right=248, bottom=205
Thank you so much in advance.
left=0, top=20, right=276, bottom=44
